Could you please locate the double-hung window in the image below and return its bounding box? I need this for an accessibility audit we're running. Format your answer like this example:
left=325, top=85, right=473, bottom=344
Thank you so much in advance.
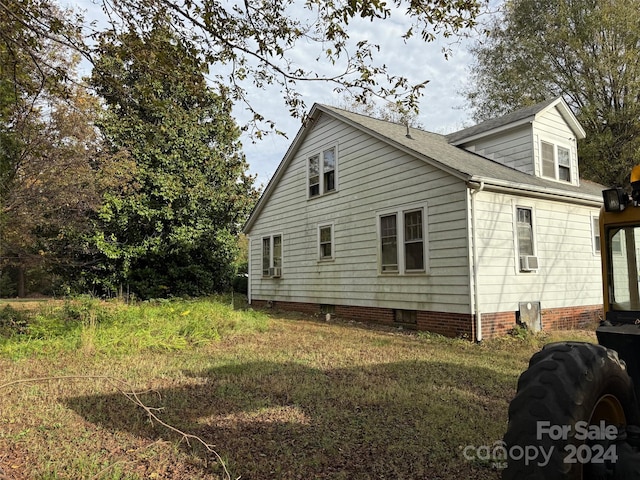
left=541, top=140, right=572, bottom=182
left=379, top=205, right=427, bottom=274
left=262, top=234, right=282, bottom=277
left=516, top=206, right=538, bottom=272
left=308, top=146, right=337, bottom=198
left=318, top=224, right=334, bottom=261
left=592, top=215, right=601, bottom=254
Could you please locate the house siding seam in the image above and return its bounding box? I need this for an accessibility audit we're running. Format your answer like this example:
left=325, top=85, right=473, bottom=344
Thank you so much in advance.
left=249, top=299, right=603, bottom=340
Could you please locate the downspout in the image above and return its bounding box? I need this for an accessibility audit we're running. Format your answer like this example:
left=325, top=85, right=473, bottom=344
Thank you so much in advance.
left=469, top=181, right=485, bottom=342
left=247, top=236, right=252, bottom=305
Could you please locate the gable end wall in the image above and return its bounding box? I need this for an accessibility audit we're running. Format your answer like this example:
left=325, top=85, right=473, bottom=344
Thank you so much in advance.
left=247, top=113, right=472, bottom=315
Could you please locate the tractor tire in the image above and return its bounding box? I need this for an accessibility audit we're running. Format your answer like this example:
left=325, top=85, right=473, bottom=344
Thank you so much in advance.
left=502, top=341, right=640, bottom=480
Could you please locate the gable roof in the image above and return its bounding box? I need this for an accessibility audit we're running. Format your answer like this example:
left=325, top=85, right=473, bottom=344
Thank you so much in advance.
left=446, top=97, right=586, bottom=145
left=243, top=103, right=603, bottom=233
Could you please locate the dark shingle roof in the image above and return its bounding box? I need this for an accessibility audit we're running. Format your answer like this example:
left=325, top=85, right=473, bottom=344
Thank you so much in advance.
left=320, top=104, right=604, bottom=201
left=445, top=98, right=572, bottom=146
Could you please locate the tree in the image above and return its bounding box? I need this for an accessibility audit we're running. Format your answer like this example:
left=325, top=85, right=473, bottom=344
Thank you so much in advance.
left=464, top=0, right=640, bottom=187
left=90, top=22, right=258, bottom=298
left=2, top=0, right=485, bottom=134
left=0, top=1, right=103, bottom=296
left=335, top=95, right=425, bottom=128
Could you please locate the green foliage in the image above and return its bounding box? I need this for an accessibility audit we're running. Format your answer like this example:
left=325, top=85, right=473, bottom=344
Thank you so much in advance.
left=0, top=305, right=29, bottom=338
left=465, top=0, right=640, bottom=187
left=0, top=297, right=268, bottom=358
left=89, top=23, right=258, bottom=298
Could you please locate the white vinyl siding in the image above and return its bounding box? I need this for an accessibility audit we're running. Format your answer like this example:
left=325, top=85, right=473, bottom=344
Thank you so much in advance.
left=533, top=105, right=580, bottom=186
left=455, top=125, right=534, bottom=175
left=247, top=113, right=470, bottom=313
left=471, top=190, right=602, bottom=313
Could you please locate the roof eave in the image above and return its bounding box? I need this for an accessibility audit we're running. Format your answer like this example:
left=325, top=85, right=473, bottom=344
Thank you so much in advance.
left=243, top=104, right=322, bottom=234
left=470, top=176, right=602, bottom=206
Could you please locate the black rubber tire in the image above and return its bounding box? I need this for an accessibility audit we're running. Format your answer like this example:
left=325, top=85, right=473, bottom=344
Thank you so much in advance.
left=502, top=342, right=639, bottom=480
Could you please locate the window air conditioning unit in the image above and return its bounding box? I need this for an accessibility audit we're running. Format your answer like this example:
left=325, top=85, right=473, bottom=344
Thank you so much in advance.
left=268, top=267, right=281, bottom=278
left=520, top=255, right=539, bottom=272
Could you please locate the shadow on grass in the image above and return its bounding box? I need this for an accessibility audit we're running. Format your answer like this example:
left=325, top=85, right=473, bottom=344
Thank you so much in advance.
left=65, top=360, right=509, bottom=479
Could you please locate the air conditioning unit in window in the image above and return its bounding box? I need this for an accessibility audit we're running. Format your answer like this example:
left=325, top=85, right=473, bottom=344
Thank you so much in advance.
left=520, top=255, right=539, bottom=272
left=268, top=267, right=281, bottom=278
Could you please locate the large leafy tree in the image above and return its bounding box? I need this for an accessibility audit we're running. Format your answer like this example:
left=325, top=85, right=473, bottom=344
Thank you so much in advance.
left=464, top=0, right=640, bottom=187
left=90, top=23, right=257, bottom=298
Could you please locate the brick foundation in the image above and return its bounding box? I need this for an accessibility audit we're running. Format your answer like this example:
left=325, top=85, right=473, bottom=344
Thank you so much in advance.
left=250, top=299, right=603, bottom=340
left=541, top=305, right=603, bottom=331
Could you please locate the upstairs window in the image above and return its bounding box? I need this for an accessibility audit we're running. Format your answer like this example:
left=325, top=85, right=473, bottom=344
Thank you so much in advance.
left=308, top=146, right=337, bottom=198
left=541, top=140, right=572, bottom=182
left=557, top=146, right=571, bottom=181
left=308, top=154, right=320, bottom=197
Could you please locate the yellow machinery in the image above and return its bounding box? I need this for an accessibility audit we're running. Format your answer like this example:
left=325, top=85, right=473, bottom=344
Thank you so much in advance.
left=502, top=167, right=640, bottom=479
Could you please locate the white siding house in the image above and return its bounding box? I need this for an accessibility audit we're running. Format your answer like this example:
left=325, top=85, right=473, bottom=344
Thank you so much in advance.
left=243, top=98, right=605, bottom=339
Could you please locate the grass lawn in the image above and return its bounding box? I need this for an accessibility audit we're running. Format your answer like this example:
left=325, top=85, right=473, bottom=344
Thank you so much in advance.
left=0, top=297, right=597, bottom=479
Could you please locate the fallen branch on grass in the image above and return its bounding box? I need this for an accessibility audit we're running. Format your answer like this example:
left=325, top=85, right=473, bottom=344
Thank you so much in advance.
left=0, top=375, right=236, bottom=480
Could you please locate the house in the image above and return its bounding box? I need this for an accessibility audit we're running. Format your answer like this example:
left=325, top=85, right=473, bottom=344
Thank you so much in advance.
left=242, top=98, right=605, bottom=340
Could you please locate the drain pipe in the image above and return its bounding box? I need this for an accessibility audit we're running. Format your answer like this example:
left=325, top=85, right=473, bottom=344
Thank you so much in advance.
left=469, top=180, right=485, bottom=342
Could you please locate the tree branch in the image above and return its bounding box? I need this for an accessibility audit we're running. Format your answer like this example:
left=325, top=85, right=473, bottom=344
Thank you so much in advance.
left=1, top=375, right=236, bottom=480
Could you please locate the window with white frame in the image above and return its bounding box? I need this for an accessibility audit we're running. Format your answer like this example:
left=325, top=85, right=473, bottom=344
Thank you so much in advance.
left=380, top=214, right=398, bottom=272
left=541, top=140, right=572, bottom=182
left=516, top=207, right=538, bottom=272
left=262, top=234, right=282, bottom=277
left=592, top=215, right=601, bottom=254
left=318, top=224, right=334, bottom=261
left=308, top=146, right=337, bottom=198
left=378, top=205, right=427, bottom=274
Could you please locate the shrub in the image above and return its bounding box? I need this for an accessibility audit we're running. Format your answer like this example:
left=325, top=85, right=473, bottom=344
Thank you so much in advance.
left=0, top=305, right=29, bottom=338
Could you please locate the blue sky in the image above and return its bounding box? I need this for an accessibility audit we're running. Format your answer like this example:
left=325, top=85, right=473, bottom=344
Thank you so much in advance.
left=65, top=0, right=478, bottom=186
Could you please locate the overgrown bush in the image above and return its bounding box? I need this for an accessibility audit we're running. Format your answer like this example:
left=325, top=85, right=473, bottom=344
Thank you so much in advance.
left=0, top=305, right=29, bottom=337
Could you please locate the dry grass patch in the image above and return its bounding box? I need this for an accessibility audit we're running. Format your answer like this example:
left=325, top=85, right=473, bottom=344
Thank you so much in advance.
left=0, top=300, right=597, bottom=479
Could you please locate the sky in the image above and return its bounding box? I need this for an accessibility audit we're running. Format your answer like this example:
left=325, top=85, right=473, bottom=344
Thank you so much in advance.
left=239, top=32, right=477, bottom=187
left=66, top=1, right=479, bottom=186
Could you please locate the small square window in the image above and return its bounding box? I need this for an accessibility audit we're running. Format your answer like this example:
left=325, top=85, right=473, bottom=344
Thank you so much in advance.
left=321, top=304, right=336, bottom=315
left=394, top=309, right=417, bottom=325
